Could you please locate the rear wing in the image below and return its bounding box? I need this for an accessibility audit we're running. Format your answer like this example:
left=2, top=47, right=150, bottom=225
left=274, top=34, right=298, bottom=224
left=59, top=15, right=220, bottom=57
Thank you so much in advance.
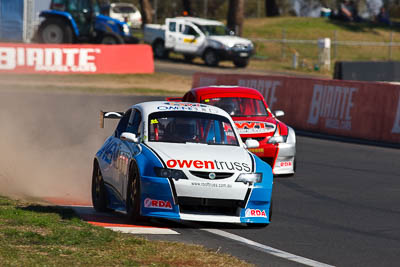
left=166, top=97, right=183, bottom=102
left=99, top=111, right=124, bottom=128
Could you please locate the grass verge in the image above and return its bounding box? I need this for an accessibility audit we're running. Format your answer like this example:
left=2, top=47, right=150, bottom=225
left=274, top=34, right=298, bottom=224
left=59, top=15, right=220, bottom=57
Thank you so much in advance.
left=0, top=196, right=252, bottom=266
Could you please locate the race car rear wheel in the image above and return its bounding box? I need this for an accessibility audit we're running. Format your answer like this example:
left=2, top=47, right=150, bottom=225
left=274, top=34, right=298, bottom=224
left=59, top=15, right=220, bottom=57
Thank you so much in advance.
left=126, top=163, right=142, bottom=221
left=91, top=162, right=108, bottom=212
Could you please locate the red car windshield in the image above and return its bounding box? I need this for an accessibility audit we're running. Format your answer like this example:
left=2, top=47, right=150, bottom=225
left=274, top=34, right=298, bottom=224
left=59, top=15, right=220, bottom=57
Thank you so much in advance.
left=201, top=97, right=269, bottom=117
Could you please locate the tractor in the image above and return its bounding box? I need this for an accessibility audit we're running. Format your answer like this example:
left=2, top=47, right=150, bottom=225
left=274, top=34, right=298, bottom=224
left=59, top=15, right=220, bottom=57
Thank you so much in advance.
left=38, top=0, right=137, bottom=44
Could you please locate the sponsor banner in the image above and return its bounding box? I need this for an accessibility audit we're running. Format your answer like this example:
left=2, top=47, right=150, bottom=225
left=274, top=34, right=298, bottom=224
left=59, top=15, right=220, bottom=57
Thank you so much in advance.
left=193, top=72, right=400, bottom=144
left=235, top=121, right=275, bottom=134
left=0, top=43, right=154, bottom=74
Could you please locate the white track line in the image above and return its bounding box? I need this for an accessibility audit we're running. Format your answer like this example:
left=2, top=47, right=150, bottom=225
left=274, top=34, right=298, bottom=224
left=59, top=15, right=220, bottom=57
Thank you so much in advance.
left=202, top=228, right=335, bottom=267
left=105, top=226, right=179, bottom=235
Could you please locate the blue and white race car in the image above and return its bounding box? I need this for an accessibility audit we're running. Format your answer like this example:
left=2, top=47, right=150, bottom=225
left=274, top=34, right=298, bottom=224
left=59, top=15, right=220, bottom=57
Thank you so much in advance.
left=92, top=101, right=274, bottom=226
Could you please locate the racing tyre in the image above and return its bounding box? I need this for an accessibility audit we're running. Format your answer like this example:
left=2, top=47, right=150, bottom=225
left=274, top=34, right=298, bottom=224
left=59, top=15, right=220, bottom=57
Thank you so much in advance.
left=91, top=162, right=108, bottom=212
left=39, top=18, right=73, bottom=44
left=153, top=40, right=169, bottom=59
left=126, top=163, right=142, bottom=222
left=100, top=33, right=124, bottom=44
left=203, top=49, right=219, bottom=67
left=233, top=58, right=249, bottom=68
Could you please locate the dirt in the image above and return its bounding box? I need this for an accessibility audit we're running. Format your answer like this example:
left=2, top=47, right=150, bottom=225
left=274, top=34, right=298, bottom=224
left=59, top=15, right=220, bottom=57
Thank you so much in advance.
left=0, top=74, right=177, bottom=204
left=0, top=73, right=193, bottom=93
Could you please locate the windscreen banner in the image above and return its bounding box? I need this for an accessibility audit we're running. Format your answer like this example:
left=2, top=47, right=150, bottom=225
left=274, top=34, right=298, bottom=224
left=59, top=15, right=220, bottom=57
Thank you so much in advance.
left=0, top=43, right=154, bottom=74
left=192, top=72, right=400, bottom=144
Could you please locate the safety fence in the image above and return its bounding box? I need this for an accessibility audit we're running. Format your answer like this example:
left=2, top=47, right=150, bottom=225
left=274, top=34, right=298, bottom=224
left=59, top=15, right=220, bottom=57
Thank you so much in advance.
left=192, top=72, right=400, bottom=144
left=0, top=43, right=154, bottom=74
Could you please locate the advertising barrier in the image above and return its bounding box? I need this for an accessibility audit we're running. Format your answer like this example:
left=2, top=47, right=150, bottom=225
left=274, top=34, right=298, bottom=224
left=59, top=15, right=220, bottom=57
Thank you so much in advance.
left=193, top=72, right=400, bottom=144
left=0, top=43, right=154, bottom=74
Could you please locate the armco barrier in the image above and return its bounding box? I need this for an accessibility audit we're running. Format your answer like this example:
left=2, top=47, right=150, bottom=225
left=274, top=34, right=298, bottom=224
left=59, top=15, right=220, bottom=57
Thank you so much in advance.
left=193, top=72, right=400, bottom=144
left=334, top=61, right=400, bottom=82
left=0, top=43, right=154, bottom=74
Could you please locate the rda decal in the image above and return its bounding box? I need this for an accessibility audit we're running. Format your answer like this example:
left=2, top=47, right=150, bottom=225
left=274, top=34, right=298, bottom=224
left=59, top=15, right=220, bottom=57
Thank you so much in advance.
left=166, top=159, right=251, bottom=172
left=245, top=209, right=267, bottom=218
left=144, top=198, right=172, bottom=210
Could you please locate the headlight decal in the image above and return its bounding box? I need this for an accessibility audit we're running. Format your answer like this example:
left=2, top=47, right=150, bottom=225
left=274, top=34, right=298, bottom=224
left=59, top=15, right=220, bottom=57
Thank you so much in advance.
left=235, top=173, right=263, bottom=184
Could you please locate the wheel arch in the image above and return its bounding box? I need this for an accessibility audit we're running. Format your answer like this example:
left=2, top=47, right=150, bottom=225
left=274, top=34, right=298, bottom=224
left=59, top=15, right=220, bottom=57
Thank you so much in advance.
left=40, top=11, right=79, bottom=37
left=202, top=46, right=215, bottom=59
left=152, top=37, right=164, bottom=47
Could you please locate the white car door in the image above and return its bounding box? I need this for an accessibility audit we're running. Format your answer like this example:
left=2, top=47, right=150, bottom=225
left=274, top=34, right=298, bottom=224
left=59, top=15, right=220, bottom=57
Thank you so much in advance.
left=165, top=18, right=180, bottom=49
left=174, top=23, right=204, bottom=54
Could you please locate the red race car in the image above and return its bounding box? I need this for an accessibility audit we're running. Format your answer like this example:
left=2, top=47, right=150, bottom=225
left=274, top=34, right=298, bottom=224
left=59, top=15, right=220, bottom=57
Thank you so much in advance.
left=171, top=86, right=296, bottom=176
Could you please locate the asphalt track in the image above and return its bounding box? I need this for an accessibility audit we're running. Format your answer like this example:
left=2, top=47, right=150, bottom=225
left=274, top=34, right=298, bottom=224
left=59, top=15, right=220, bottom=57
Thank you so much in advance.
left=1, top=90, right=400, bottom=267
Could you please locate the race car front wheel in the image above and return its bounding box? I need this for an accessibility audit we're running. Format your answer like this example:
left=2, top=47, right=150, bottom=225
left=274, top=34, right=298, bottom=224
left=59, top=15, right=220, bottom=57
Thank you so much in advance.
left=126, top=163, right=142, bottom=222
left=91, top=162, right=108, bottom=212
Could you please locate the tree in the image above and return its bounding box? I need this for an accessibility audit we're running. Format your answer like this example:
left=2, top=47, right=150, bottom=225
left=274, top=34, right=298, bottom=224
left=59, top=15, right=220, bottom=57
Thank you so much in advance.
left=227, top=0, right=244, bottom=36
left=139, top=0, right=153, bottom=25
left=265, top=0, right=279, bottom=16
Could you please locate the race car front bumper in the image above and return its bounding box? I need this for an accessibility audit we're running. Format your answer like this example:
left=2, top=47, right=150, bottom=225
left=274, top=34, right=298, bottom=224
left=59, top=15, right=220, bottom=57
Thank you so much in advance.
left=139, top=175, right=272, bottom=224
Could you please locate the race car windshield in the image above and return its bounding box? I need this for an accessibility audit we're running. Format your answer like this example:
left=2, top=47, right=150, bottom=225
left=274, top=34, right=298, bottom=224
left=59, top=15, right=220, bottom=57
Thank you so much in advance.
left=201, top=97, right=269, bottom=117
left=148, top=111, right=239, bottom=146
left=195, top=24, right=229, bottom=36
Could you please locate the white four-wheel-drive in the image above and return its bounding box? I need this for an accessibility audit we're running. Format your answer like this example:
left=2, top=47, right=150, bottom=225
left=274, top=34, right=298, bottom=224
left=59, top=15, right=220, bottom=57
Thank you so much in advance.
left=143, top=17, right=254, bottom=67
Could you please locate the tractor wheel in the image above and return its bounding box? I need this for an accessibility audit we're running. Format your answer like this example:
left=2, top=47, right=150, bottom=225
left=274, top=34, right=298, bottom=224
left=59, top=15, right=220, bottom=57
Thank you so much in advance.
left=100, top=33, right=124, bottom=44
left=39, top=18, right=73, bottom=44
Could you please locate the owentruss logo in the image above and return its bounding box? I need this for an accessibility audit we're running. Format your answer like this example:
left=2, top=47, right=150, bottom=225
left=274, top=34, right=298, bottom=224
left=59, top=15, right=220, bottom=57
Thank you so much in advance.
left=166, top=159, right=251, bottom=172
left=0, top=47, right=101, bottom=72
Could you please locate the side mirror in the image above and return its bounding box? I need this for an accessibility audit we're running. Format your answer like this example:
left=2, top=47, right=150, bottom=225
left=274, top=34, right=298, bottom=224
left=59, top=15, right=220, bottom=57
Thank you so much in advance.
left=245, top=139, right=259, bottom=149
left=121, top=132, right=139, bottom=143
left=274, top=110, right=285, bottom=117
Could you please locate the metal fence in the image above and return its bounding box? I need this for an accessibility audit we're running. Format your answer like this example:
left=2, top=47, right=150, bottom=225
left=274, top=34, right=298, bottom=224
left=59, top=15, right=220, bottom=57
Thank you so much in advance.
left=251, top=30, right=400, bottom=63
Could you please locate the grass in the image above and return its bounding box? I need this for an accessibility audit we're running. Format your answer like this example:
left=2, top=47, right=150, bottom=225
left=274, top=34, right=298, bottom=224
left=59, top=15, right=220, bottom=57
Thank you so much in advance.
left=242, top=17, right=400, bottom=74
left=0, top=196, right=252, bottom=266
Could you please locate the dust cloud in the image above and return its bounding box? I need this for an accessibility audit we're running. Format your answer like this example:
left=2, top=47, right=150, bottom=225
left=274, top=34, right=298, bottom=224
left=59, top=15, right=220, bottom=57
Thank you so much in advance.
left=0, top=92, right=99, bottom=205
left=0, top=81, right=160, bottom=205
